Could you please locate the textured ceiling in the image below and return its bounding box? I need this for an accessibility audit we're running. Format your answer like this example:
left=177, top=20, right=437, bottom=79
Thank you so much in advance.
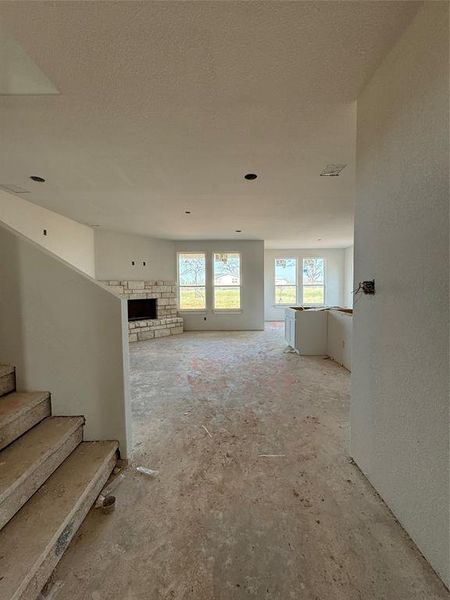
left=0, top=1, right=419, bottom=248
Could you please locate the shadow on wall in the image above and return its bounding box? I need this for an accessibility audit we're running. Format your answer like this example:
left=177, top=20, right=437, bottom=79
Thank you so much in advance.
left=0, top=222, right=132, bottom=458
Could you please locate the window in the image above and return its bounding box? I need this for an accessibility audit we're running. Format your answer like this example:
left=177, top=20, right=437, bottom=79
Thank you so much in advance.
left=302, top=258, right=325, bottom=305
left=178, top=252, right=206, bottom=310
left=213, top=252, right=241, bottom=310
left=275, top=258, right=297, bottom=305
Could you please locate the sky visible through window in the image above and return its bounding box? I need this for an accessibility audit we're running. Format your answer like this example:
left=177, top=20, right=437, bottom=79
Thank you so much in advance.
left=303, top=258, right=325, bottom=305
left=178, top=253, right=206, bottom=309
left=214, top=253, right=241, bottom=310
left=214, top=253, right=240, bottom=283
left=275, top=258, right=296, bottom=285
left=179, top=253, right=206, bottom=286
left=275, top=258, right=297, bottom=304
left=274, top=258, right=325, bottom=306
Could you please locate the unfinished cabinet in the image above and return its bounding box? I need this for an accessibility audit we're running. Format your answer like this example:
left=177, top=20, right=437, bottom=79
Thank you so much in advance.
left=284, top=307, right=328, bottom=355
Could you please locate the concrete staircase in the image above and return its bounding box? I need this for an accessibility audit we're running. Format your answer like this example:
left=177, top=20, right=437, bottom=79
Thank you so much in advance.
left=0, top=364, right=118, bottom=600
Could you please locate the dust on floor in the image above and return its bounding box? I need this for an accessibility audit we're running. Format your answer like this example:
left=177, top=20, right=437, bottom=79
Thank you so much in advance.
left=50, top=325, right=449, bottom=600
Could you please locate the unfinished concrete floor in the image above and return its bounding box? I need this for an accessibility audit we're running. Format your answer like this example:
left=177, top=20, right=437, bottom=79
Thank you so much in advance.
left=50, top=324, right=448, bottom=599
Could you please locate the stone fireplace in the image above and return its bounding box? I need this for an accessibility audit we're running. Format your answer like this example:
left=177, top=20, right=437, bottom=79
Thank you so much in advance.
left=102, top=280, right=183, bottom=342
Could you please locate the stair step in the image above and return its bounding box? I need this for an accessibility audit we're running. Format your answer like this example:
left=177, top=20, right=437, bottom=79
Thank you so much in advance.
left=0, top=416, right=84, bottom=530
left=0, top=365, right=15, bottom=397
left=0, top=391, right=51, bottom=451
left=0, top=440, right=118, bottom=600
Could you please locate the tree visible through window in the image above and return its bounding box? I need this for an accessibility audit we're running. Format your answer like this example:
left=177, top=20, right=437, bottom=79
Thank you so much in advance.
left=303, top=258, right=325, bottom=305
left=213, top=253, right=241, bottom=310
left=178, top=253, right=206, bottom=310
left=275, top=258, right=297, bottom=305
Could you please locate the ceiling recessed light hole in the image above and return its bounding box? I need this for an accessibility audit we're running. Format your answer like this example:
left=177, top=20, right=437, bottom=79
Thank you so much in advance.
left=30, top=175, right=46, bottom=183
left=244, top=173, right=257, bottom=181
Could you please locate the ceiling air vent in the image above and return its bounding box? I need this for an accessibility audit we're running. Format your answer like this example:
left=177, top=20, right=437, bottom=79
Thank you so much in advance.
left=0, top=184, right=30, bottom=194
left=320, top=164, right=347, bottom=177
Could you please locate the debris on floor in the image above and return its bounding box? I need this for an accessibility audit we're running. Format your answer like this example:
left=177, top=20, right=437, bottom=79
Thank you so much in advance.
left=101, top=495, right=116, bottom=515
left=136, top=466, right=159, bottom=477
left=258, top=454, right=286, bottom=458
left=201, top=425, right=213, bottom=438
left=95, top=472, right=125, bottom=508
left=283, top=346, right=300, bottom=354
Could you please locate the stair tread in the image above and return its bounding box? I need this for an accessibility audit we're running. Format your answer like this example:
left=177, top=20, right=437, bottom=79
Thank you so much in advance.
left=0, top=365, right=14, bottom=378
left=0, top=391, right=50, bottom=426
left=0, top=416, right=84, bottom=500
left=0, top=441, right=118, bottom=599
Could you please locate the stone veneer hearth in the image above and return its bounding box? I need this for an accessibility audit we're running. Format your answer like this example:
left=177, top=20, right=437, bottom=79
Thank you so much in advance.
left=102, top=280, right=183, bottom=342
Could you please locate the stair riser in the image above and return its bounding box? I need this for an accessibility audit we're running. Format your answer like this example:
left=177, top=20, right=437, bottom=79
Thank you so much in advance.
left=0, top=398, right=51, bottom=451
left=0, top=372, right=15, bottom=397
left=15, top=448, right=117, bottom=600
left=0, top=426, right=83, bottom=530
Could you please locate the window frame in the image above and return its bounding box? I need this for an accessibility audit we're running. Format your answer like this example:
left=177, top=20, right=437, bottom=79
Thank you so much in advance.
left=177, top=251, right=207, bottom=312
left=274, top=257, right=298, bottom=306
left=212, top=251, right=242, bottom=312
left=302, top=257, right=326, bottom=307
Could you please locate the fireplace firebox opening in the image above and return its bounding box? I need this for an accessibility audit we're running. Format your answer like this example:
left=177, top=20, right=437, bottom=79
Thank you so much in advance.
left=128, top=298, right=157, bottom=321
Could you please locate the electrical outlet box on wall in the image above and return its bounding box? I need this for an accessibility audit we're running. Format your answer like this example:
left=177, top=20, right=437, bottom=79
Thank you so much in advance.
left=93, top=230, right=176, bottom=281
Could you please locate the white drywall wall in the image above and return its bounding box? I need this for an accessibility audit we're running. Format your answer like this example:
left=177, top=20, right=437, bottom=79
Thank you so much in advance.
left=94, top=229, right=176, bottom=281
left=174, top=240, right=264, bottom=331
left=344, top=246, right=354, bottom=308
left=0, top=222, right=131, bottom=458
left=327, top=310, right=352, bottom=371
left=264, top=249, right=345, bottom=321
left=352, top=2, right=449, bottom=585
left=0, top=190, right=95, bottom=276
